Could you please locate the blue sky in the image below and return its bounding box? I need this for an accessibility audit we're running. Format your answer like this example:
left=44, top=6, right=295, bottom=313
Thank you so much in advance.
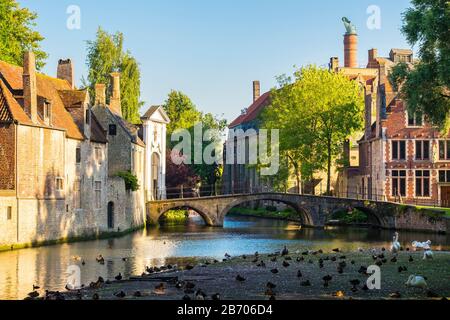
left=19, top=0, right=412, bottom=122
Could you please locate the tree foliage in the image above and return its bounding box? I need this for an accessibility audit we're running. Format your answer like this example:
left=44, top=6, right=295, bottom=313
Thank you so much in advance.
left=390, top=0, right=450, bottom=130
left=261, top=66, right=364, bottom=194
left=84, top=27, right=142, bottom=124
left=163, top=91, right=227, bottom=194
left=0, top=0, right=47, bottom=69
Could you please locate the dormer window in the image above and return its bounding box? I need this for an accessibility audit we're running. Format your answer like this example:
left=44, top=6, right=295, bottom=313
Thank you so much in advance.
left=407, top=111, right=423, bottom=127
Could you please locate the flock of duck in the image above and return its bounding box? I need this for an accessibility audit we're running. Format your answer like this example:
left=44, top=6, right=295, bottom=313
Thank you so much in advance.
left=25, top=232, right=445, bottom=300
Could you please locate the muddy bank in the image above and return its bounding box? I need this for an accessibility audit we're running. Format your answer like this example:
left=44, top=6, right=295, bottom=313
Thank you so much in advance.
left=47, top=250, right=450, bottom=301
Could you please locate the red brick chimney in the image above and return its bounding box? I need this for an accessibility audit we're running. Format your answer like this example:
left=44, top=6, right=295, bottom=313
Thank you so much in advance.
left=95, top=83, right=106, bottom=106
left=23, top=51, right=38, bottom=123
left=109, top=72, right=122, bottom=116
left=329, top=57, right=339, bottom=72
left=253, top=81, right=260, bottom=102
left=344, top=34, right=358, bottom=68
left=57, top=59, right=74, bottom=88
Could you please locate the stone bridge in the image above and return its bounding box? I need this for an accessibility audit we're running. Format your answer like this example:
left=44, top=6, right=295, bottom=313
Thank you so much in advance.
left=147, top=193, right=404, bottom=229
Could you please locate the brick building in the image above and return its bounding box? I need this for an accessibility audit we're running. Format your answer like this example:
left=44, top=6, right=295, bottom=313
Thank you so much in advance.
left=335, top=25, right=450, bottom=207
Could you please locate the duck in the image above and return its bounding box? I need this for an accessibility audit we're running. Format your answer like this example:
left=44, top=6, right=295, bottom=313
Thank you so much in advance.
left=358, top=266, right=368, bottom=274
left=28, top=291, right=40, bottom=299
left=297, top=270, right=303, bottom=278
left=114, top=291, right=126, bottom=298
left=391, top=232, right=401, bottom=253
left=236, top=275, right=246, bottom=282
left=33, top=284, right=40, bottom=290
left=398, top=266, right=408, bottom=273
left=282, top=261, right=290, bottom=268
left=409, top=256, right=414, bottom=262
left=267, top=282, right=277, bottom=289
left=296, top=257, right=304, bottom=262
left=412, top=240, right=432, bottom=251
left=224, top=253, right=232, bottom=259
left=389, top=291, right=401, bottom=299
left=92, top=293, right=99, bottom=300
left=423, top=249, right=434, bottom=260
left=212, top=293, right=221, bottom=300
left=405, top=275, right=428, bottom=289
left=322, top=275, right=332, bottom=287
left=270, top=256, right=277, bottom=262
left=154, top=283, right=165, bottom=293
left=115, top=273, right=123, bottom=281
left=257, top=261, right=266, bottom=268
left=271, top=268, right=279, bottom=274
left=96, top=255, right=105, bottom=264
left=300, top=280, right=311, bottom=287
left=133, top=291, right=142, bottom=297
left=195, top=290, right=207, bottom=300
left=185, top=264, right=194, bottom=270
left=332, top=248, right=340, bottom=253
left=282, top=246, right=289, bottom=256
left=391, top=256, right=398, bottom=263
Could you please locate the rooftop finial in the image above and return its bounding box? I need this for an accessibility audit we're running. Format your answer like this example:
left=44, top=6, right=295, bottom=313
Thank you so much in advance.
left=342, top=17, right=357, bottom=35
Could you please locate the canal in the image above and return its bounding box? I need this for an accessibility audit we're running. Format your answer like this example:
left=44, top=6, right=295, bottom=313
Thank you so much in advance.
left=0, top=215, right=449, bottom=300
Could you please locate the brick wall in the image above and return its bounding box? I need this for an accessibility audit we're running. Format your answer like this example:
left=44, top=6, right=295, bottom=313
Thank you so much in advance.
left=0, top=123, right=15, bottom=190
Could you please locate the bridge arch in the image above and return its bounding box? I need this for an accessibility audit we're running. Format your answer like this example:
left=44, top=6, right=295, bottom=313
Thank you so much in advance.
left=150, top=202, right=214, bottom=226
left=326, top=203, right=387, bottom=228
left=220, top=196, right=314, bottom=226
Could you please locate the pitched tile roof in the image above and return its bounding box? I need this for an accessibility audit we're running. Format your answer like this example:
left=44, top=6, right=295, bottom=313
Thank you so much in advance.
left=229, top=91, right=271, bottom=128
left=0, top=78, right=33, bottom=125
left=0, top=60, right=84, bottom=140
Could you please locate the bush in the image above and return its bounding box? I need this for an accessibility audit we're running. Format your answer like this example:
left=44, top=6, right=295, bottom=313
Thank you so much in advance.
left=160, top=210, right=189, bottom=225
left=116, top=171, right=140, bottom=191
left=332, top=208, right=368, bottom=224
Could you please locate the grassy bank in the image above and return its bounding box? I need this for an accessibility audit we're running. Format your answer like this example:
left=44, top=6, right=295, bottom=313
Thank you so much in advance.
left=0, top=226, right=144, bottom=253
left=159, top=210, right=189, bottom=226
left=229, top=207, right=300, bottom=221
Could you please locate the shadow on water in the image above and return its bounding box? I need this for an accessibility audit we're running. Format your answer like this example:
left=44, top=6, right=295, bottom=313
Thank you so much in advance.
left=0, top=215, right=449, bottom=300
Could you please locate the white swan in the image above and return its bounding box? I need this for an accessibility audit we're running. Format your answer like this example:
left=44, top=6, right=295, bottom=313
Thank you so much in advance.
left=423, top=249, right=434, bottom=260
left=412, top=240, right=431, bottom=251
left=405, top=275, right=428, bottom=289
left=391, top=232, right=401, bottom=253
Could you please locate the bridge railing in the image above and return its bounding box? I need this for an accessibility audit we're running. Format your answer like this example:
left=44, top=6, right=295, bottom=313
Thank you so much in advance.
left=153, top=182, right=447, bottom=209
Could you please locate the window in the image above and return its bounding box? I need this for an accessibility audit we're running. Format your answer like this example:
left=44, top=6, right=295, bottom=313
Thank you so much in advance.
left=415, top=141, right=430, bottom=160
left=76, top=147, right=81, bottom=164
left=392, top=141, right=406, bottom=160
left=43, top=101, right=52, bottom=124
left=73, top=180, right=81, bottom=209
left=94, top=181, right=102, bottom=209
left=7, top=207, right=12, bottom=220
left=415, top=170, right=431, bottom=197
left=392, top=170, right=407, bottom=197
left=439, top=140, right=450, bottom=160
left=408, top=111, right=423, bottom=127
left=109, top=124, right=117, bottom=136
left=95, top=147, right=102, bottom=164
left=439, top=170, right=450, bottom=183
left=85, top=109, right=90, bottom=124
left=56, top=178, right=64, bottom=191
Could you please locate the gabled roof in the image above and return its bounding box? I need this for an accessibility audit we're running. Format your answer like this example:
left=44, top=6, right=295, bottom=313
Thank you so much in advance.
left=229, top=91, right=271, bottom=129
left=106, top=107, right=145, bottom=147
left=0, top=78, right=33, bottom=124
left=90, top=113, right=108, bottom=144
left=142, top=105, right=170, bottom=123
left=0, top=60, right=84, bottom=140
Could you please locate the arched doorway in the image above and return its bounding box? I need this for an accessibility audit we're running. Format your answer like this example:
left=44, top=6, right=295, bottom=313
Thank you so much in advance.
left=152, top=153, right=160, bottom=200
left=107, top=202, right=114, bottom=229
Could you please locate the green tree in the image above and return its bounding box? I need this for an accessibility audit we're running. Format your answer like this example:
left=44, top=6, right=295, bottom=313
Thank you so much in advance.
left=262, top=66, right=364, bottom=195
left=84, top=27, right=142, bottom=124
left=163, top=91, right=227, bottom=194
left=0, top=0, right=47, bottom=69
left=389, top=0, right=450, bottom=130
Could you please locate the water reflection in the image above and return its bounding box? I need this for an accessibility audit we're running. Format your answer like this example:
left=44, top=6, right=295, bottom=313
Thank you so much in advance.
left=0, top=215, right=448, bottom=300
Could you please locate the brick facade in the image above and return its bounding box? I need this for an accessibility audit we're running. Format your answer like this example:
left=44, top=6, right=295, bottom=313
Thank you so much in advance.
left=0, top=123, right=15, bottom=190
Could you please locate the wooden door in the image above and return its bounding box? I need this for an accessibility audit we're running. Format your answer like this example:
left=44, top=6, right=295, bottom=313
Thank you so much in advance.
left=441, top=187, right=450, bottom=208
